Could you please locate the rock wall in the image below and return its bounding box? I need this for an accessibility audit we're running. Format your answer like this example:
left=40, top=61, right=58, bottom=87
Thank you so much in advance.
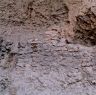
left=0, top=0, right=96, bottom=95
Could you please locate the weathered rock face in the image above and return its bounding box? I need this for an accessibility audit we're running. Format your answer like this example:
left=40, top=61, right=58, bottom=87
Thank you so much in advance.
left=74, top=7, right=96, bottom=46
left=26, top=0, right=69, bottom=25
left=0, top=0, right=96, bottom=95
left=0, top=0, right=69, bottom=30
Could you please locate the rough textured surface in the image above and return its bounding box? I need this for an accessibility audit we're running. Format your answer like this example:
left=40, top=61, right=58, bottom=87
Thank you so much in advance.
left=0, top=0, right=96, bottom=95
left=0, top=0, right=69, bottom=30
left=74, top=7, right=96, bottom=46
